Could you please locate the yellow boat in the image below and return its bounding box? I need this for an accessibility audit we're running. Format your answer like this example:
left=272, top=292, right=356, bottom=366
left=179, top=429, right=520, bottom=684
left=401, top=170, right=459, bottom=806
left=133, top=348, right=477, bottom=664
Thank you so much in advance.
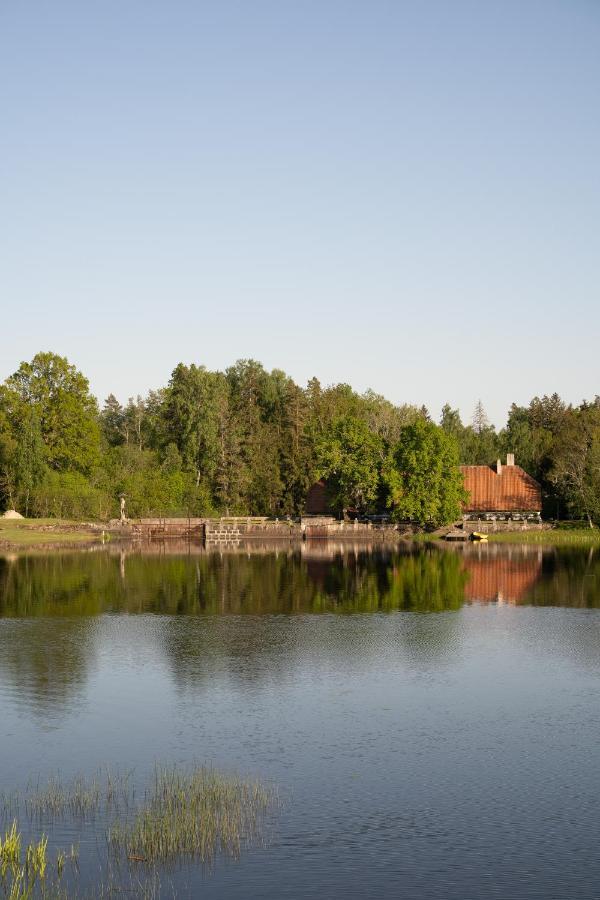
left=470, top=531, right=488, bottom=542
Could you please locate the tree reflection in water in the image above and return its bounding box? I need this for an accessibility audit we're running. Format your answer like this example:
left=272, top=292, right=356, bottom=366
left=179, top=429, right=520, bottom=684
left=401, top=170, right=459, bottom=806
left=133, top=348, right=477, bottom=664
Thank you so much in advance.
left=3, top=542, right=600, bottom=620
left=1, top=542, right=600, bottom=716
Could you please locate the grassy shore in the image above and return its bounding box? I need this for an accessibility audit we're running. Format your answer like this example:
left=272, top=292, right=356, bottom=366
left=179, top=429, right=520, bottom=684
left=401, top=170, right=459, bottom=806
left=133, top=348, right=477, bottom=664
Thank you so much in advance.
left=0, top=518, right=102, bottom=550
left=488, top=527, right=600, bottom=546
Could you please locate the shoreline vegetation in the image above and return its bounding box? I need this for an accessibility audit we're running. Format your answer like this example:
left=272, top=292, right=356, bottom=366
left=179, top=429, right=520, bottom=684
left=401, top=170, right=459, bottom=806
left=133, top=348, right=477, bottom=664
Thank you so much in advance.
left=487, top=527, right=600, bottom=545
left=1, top=515, right=599, bottom=553
left=2, top=353, right=600, bottom=531
left=406, top=525, right=600, bottom=546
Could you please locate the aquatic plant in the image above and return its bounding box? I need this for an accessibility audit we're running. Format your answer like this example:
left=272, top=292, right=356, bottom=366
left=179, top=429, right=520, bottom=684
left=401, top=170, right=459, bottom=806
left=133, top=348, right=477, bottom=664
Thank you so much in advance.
left=0, top=821, right=56, bottom=899
left=0, top=764, right=277, bottom=895
left=110, top=765, right=276, bottom=866
left=0, top=822, right=21, bottom=880
left=22, top=770, right=132, bottom=821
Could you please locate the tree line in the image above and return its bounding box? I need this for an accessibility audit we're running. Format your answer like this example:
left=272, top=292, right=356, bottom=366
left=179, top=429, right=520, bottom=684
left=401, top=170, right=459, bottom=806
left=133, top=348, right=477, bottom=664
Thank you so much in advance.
left=0, top=352, right=598, bottom=525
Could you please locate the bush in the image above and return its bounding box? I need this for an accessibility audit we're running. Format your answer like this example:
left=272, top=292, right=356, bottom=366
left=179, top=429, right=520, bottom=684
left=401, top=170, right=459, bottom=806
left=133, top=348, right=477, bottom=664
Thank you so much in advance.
left=30, top=470, right=110, bottom=520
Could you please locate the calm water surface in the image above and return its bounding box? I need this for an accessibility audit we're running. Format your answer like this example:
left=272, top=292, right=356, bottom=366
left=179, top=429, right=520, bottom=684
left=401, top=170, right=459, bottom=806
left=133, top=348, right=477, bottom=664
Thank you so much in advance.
left=1, top=542, right=599, bottom=898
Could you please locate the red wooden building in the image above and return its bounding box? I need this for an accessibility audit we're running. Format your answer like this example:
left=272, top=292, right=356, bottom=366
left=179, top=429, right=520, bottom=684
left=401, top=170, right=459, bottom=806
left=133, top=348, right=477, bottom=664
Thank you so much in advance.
left=460, top=455, right=541, bottom=520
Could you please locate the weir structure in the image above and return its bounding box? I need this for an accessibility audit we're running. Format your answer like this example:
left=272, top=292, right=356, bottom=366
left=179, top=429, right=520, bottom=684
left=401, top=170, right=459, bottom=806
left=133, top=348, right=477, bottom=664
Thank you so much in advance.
left=114, top=516, right=403, bottom=544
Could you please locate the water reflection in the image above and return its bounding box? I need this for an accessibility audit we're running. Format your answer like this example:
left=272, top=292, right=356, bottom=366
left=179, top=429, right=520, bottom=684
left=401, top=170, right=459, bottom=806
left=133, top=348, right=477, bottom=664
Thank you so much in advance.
left=1, top=544, right=468, bottom=617
left=2, top=543, right=600, bottom=716
left=2, top=542, right=600, bottom=619
left=450, top=544, right=544, bottom=604
left=2, top=544, right=600, bottom=898
left=0, top=618, right=94, bottom=721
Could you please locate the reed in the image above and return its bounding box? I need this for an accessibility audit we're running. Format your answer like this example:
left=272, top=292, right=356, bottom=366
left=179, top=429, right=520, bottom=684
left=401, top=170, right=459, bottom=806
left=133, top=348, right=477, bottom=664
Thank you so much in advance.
left=110, top=765, right=275, bottom=866
left=19, top=771, right=132, bottom=822
left=0, top=764, right=277, bottom=895
left=0, top=821, right=55, bottom=899
left=0, top=822, right=21, bottom=879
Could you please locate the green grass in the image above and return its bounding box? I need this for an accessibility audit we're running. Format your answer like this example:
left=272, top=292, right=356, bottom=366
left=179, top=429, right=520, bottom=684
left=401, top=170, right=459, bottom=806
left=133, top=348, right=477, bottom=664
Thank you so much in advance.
left=488, top=527, right=600, bottom=545
left=0, top=519, right=100, bottom=548
left=406, top=532, right=441, bottom=542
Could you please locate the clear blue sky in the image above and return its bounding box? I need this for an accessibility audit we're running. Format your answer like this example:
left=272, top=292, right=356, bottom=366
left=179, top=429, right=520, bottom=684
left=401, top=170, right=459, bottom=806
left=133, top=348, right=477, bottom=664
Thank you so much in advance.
left=1, top=0, right=599, bottom=427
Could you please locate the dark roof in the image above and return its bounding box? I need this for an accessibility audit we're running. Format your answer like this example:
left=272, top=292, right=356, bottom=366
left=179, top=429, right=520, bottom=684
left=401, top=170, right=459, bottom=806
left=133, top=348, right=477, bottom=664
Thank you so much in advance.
left=460, top=464, right=541, bottom=512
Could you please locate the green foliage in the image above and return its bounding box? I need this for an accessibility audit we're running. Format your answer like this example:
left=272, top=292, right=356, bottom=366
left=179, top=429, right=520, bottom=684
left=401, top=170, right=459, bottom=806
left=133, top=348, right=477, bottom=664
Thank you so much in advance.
left=28, top=470, right=109, bottom=520
left=4, top=352, right=100, bottom=474
left=315, top=415, right=383, bottom=512
left=100, top=393, right=126, bottom=447
left=101, top=445, right=210, bottom=518
left=497, top=393, right=575, bottom=518
left=440, top=403, right=463, bottom=438
left=2, top=352, right=600, bottom=525
left=383, top=420, right=466, bottom=527
left=7, top=406, right=46, bottom=517
left=548, top=403, right=600, bottom=526
left=439, top=401, right=500, bottom=466
left=161, top=363, right=226, bottom=490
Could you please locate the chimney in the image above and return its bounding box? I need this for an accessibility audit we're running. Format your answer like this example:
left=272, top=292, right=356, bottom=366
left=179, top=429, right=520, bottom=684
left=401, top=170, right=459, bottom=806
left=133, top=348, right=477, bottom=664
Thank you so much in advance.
left=506, top=453, right=515, bottom=467
left=496, top=458, right=502, bottom=475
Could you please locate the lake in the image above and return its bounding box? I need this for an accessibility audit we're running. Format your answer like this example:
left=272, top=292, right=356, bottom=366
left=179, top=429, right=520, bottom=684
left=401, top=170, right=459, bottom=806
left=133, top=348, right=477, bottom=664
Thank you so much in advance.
left=1, top=541, right=599, bottom=898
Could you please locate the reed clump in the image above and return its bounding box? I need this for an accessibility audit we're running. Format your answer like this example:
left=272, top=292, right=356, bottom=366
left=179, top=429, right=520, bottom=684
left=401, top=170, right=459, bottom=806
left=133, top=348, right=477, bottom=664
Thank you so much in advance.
left=25, top=777, right=100, bottom=821
left=110, top=766, right=275, bottom=866
left=0, top=819, right=67, bottom=899
left=21, top=771, right=132, bottom=822
left=0, top=765, right=277, bottom=894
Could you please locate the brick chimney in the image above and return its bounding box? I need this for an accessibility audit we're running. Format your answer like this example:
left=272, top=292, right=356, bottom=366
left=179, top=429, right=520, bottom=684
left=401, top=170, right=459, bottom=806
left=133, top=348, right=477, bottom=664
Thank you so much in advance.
left=506, top=453, right=515, bottom=467
left=496, top=458, right=502, bottom=475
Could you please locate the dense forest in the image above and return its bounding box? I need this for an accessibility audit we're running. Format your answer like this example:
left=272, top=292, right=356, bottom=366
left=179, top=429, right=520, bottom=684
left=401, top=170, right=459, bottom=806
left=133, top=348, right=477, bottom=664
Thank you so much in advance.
left=0, top=352, right=599, bottom=525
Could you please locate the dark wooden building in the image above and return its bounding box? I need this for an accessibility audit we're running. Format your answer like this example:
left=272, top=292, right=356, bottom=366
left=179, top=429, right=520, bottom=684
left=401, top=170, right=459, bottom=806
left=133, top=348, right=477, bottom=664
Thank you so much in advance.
left=304, top=479, right=335, bottom=517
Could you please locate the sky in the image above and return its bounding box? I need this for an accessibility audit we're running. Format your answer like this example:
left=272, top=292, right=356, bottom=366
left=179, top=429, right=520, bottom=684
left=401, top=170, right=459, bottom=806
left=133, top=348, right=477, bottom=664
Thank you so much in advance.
left=1, top=0, right=599, bottom=428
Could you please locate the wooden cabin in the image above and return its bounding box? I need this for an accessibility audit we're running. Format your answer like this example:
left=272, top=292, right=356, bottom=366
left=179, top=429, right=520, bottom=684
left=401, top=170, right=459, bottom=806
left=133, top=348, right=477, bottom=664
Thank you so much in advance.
left=460, top=455, right=541, bottom=521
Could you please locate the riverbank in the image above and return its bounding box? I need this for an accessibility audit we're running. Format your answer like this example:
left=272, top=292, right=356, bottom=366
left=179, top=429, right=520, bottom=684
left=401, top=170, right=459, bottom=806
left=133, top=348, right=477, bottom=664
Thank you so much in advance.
left=403, top=524, right=600, bottom=547
left=0, top=518, right=104, bottom=551
left=487, top=527, right=600, bottom=546
left=2, top=516, right=599, bottom=553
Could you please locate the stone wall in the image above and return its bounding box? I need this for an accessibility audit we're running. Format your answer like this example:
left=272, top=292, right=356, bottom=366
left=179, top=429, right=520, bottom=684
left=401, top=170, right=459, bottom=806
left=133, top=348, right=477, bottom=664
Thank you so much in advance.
left=204, top=518, right=299, bottom=543
left=460, top=519, right=545, bottom=534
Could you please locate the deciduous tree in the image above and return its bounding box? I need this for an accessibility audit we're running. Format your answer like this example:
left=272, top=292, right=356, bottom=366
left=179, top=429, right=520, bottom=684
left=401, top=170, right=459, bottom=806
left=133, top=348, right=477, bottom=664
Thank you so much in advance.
left=383, top=420, right=466, bottom=527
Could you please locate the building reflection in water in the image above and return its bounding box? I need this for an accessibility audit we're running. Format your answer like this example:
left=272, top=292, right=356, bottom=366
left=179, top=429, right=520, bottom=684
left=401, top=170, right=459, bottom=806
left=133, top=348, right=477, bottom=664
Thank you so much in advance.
left=1, top=541, right=600, bottom=721
left=448, top=544, right=544, bottom=605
